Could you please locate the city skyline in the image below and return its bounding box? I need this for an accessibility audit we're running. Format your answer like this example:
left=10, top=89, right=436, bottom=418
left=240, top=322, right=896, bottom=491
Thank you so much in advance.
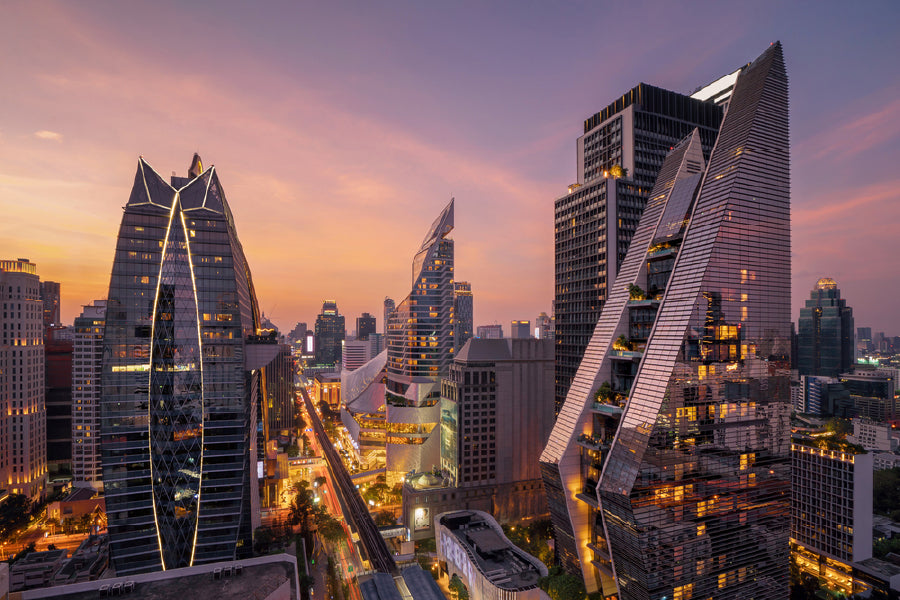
left=1, top=1, right=899, bottom=333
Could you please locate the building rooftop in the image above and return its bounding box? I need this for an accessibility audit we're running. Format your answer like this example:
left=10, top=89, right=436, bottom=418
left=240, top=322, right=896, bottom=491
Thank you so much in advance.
left=359, top=573, right=403, bottom=600
left=401, top=565, right=445, bottom=600
left=63, top=487, right=98, bottom=502
left=21, top=554, right=298, bottom=600
left=438, top=510, right=546, bottom=591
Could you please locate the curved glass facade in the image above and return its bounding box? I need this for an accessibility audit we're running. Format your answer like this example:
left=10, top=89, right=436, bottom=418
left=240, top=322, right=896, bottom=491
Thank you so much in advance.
left=101, top=156, right=261, bottom=575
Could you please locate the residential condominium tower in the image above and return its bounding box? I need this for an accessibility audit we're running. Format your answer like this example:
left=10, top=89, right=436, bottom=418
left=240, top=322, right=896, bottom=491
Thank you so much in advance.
left=0, top=258, right=48, bottom=500
left=72, top=300, right=106, bottom=491
left=541, top=43, right=791, bottom=599
left=101, top=154, right=267, bottom=575
left=384, top=199, right=455, bottom=481
left=554, top=72, right=725, bottom=414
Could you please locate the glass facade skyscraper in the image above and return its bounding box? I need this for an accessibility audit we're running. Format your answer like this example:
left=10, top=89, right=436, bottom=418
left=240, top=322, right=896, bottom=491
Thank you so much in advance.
left=384, top=199, right=455, bottom=481
left=101, top=155, right=263, bottom=575
left=554, top=81, right=725, bottom=415
left=541, top=43, right=791, bottom=599
left=798, top=278, right=854, bottom=377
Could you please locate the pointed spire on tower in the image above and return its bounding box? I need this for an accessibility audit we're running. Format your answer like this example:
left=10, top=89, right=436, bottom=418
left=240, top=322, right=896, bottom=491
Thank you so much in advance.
left=188, top=153, right=204, bottom=179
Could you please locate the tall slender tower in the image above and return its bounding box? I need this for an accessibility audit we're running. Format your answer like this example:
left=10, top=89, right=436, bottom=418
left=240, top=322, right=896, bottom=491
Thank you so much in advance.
left=101, top=155, right=266, bottom=575
left=453, top=281, right=473, bottom=351
left=72, top=300, right=106, bottom=491
left=541, top=43, right=791, bottom=599
left=40, top=280, right=61, bottom=334
left=0, top=258, right=47, bottom=500
left=384, top=199, right=455, bottom=481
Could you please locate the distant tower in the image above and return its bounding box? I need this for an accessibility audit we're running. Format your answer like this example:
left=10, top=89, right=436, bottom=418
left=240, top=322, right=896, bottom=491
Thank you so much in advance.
left=798, top=278, right=855, bottom=377
left=453, top=281, right=473, bottom=351
left=476, top=324, right=503, bottom=339
left=40, top=280, right=61, bottom=334
left=535, top=312, right=554, bottom=341
left=510, top=320, right=531, bottom=339
left=45, top=327, right=73, bottom=477
left=383, top=297, right=395, bottom=337
left=315, top=300, right=345, bottom=366
left=1, top=258, right=48, bottom=500
left=357, top=312, right=376, bottom=341
left=72, top=300, right=106, bottom=491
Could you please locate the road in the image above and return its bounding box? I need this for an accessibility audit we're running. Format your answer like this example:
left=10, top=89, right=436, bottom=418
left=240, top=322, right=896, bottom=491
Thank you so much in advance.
left=300, top=387, right=398, bottom=576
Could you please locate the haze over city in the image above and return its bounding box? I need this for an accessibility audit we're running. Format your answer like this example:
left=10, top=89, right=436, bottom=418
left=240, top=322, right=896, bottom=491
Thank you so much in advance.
left=1, top=0, right=898, bottom=333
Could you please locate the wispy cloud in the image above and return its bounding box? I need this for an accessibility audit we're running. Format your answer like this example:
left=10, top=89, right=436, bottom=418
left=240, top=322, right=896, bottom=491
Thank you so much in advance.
left=34, top=130, right=63, bottom=141
left=796, top=93, right=900, bottom=164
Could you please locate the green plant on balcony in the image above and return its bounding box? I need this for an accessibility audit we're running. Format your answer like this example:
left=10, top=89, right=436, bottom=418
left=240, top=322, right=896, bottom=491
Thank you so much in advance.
left=628, top=284, right=647, bottom=301
left=608, top=164, right=628, bottom=178
left=613, top=334, right=632, bottom=351
left=593, top=381, right=612, bottom=403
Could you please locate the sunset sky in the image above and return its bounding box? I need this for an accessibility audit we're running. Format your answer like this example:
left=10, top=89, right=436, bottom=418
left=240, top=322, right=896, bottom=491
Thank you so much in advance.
left=1, top=1, right=898, bottom=335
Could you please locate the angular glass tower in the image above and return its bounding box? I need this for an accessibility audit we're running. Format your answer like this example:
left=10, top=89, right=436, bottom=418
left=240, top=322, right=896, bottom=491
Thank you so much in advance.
left=541, top=43, right=791, bottom=599
left=384, top=199, right=455, bottom=480
left=101, top=155, right=262, bottom=575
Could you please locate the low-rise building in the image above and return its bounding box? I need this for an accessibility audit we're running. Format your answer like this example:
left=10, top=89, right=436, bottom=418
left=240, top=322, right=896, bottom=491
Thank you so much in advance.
left=848, top=418, right=894, bottom=451
left=18, top=553, right=300, bottom=600
left=312, top=372, right=342, bottom=411
left=873, top=452, right=900, bottom=471
left=46, top=487, right=105, bottom=529
left=436, top=510, right=547, bottom=600
left=9, top=549, right=68, bottom=592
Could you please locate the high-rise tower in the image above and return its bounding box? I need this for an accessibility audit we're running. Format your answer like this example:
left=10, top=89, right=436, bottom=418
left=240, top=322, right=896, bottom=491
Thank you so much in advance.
left=384, top=199, right=455, bottom=481
left=0, top=258, right=48, bottom=500
left=101, top=155, right=267, bottom=575
left=383, top=297, right=395, bottom=337
left=40, top=280, right=61, bottom=334
left=798, top=278, right=854, bottom=377
left=356, top=312, right=376, bottom=341
left=72, top=300, right=106, bottom=491
left=554, top=76, right=726, bottom=414
left=541, top=43, right=791, bottom=599
left=453, top=281, right=473, bottom=351
left=314, top=300, right=345, bottom=366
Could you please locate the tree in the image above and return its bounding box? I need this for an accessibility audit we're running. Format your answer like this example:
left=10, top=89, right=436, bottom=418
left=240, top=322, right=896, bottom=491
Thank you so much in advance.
left=314, top=476, right=327, bottom=488
left=317, top=515, right=345, bottom=545
left=874, top=467, right=900, bottom=518
left=824, top=417, right=852, bottom=436
left=628, top=283, right=646, bottom=301
left=594, top=382, right=612, bottom=403
left=449, top=574, right=469, bottom=600
left=0, top=494, right=31, bottom=538
left=373, top=511, right=396, bottom=527
left=289, top=481, right=319, bottom=542
left=608, top=165, right=628, bottom=178
left=539, top=566, right=587, bottom=600
left=613, top=335, right=632, bottom=351
left=287, top=443, right=301, bottom=458
left=254, top=526, right=275, bottom=555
